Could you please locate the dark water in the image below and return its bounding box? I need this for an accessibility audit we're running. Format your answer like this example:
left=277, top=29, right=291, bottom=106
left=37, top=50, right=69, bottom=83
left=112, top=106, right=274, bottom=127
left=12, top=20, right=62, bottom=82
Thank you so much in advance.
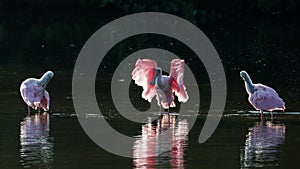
left=1, top=111, right=300, bottom=169
left=240, top=121, right=286, bottom=168
left=0, top=71, right=299, bottom=168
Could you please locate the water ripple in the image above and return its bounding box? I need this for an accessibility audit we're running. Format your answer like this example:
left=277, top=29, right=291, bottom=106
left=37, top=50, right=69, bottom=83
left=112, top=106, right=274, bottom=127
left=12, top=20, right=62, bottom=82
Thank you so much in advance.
left=19, top=113, right=54, bottom=169
left=240, top=120, right=285, bottom=168
left=133, top=116, right=189, bottom=169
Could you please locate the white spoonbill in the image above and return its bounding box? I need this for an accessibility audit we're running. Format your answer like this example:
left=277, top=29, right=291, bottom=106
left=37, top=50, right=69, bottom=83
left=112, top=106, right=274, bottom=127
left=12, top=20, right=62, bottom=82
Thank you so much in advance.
left=240, top=70, right=285, bottom=119
left=132, top=59, right=188, bottom=114
left=20, top=71, right=54, bottom=116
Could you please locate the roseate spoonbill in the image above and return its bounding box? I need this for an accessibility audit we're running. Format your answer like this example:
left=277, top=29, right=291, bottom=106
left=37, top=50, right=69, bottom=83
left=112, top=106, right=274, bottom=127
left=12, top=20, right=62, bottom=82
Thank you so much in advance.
left=20, top=71, right=54, bottom=116
left=240, top=70, right=285, bottom=119
left=132, top=59, right=189, bottom=114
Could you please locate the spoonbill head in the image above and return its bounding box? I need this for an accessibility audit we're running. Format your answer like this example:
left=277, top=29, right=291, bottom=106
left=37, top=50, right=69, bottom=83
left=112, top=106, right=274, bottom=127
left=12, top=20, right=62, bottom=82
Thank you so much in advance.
left=240, top=70, right=255, bottom=94
left=240, top=70, right=249, bottom=80
left=150, top=68, right=162, bottom=85
left=39, top=71, right=54, bottom=88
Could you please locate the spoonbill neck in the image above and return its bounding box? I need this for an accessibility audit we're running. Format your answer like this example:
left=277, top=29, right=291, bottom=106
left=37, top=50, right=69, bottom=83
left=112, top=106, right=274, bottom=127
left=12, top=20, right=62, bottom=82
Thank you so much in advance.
left=38, top=71, right=54, bottom=88
left=243, top=74, right=255, bottom=94
left=150, top=68, right=162, bottom=85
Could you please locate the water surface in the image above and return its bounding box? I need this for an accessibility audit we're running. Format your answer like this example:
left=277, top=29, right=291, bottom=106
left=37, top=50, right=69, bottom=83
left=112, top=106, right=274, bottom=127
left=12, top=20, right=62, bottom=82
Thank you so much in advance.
left=1, top=111, right=300, bottom=169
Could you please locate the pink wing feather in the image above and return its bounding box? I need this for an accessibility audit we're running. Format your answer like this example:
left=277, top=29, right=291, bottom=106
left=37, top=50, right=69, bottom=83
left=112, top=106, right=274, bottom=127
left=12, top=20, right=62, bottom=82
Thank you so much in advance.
left=132, top=59, right=157, bottom=102
left=250, top=84, right=285, bottom=111
left=20, top=79, right=38, bottom=108
left=40, top=91, right=50, bottom=111
left=170, top=59, right=189, bottom=102
left=20, top=79, right=50, bottom=111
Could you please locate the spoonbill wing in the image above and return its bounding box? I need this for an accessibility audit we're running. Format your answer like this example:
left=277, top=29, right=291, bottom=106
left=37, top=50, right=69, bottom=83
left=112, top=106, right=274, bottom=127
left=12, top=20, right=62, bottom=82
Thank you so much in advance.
left=132, top=59, right=157, bottom=102
left=170, top=59, right=189, bottom=102
left=20, top=81, right=37, bottom=108
left=40, top=90, right=50, bottom=111
left=251, top=84, right=285, bottom=111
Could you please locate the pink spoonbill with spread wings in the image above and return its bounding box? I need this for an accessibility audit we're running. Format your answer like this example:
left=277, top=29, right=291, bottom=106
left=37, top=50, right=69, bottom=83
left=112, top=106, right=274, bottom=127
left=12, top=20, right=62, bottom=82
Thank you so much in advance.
left=240, top=70, right=285, bottom=119
left=132, top=59, right=189, bottom=114
left=20, top=71, right=54, bottom=116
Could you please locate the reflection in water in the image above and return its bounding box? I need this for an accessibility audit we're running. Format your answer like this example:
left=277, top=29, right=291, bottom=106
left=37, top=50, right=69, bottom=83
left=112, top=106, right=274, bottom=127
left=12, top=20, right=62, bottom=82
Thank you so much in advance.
left=133, top=115, right=189, bottom=169
left=240, top=120, right=285, bottom=168
left=20, top=113, right=54, bottom=169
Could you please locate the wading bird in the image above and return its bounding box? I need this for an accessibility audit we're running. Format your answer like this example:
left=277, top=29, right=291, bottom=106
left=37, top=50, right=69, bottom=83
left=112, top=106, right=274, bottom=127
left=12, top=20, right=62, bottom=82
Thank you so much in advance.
left=132, top=59, right=188, bottom=114
left=20, top=71, right=54, bottom=116
left=240, top=70, right=285, bottom=119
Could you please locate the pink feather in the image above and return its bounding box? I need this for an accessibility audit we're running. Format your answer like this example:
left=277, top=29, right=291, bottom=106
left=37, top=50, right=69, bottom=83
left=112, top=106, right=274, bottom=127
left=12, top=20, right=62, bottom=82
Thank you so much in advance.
left=132, top=59, right=189, bottom=110
left=240, top=70, right=285, bottom=113
left=249, top=84, right=285, bottom=111
left=20, top=79, right=50, bottom=111
left=20, top=71, right=53, bottom=112
left=132, top=59, right=157, bottom=102
left=170, top=59, right=189, bottom=103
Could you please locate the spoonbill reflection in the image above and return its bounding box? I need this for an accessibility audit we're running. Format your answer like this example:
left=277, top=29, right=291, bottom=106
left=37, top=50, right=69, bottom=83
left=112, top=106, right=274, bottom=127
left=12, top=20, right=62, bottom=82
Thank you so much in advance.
left=20, top=113, right=54, bottom=169
left=240, top=70, right=285, bottom=119
left=133, top=115, right=189, bottom=169
left=20, top=71, right=54, bottom=116
left=132, top=59, right=188, bottom=114
left=240, top=120, right=285, bottom=168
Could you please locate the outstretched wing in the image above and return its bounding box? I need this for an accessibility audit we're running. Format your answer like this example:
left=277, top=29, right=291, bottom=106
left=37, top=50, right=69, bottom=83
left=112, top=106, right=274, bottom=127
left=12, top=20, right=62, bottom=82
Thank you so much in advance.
left=170, top=59, right=189, bottom=102
left=132, top=59, right=157, bottom=102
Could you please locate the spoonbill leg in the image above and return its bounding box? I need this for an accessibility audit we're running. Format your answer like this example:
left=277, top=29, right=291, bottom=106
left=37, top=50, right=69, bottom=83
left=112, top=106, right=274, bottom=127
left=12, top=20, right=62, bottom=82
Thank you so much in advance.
left=270, top=111, right=274, bottom=120
left=27, top=106, right=31, bottom=117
